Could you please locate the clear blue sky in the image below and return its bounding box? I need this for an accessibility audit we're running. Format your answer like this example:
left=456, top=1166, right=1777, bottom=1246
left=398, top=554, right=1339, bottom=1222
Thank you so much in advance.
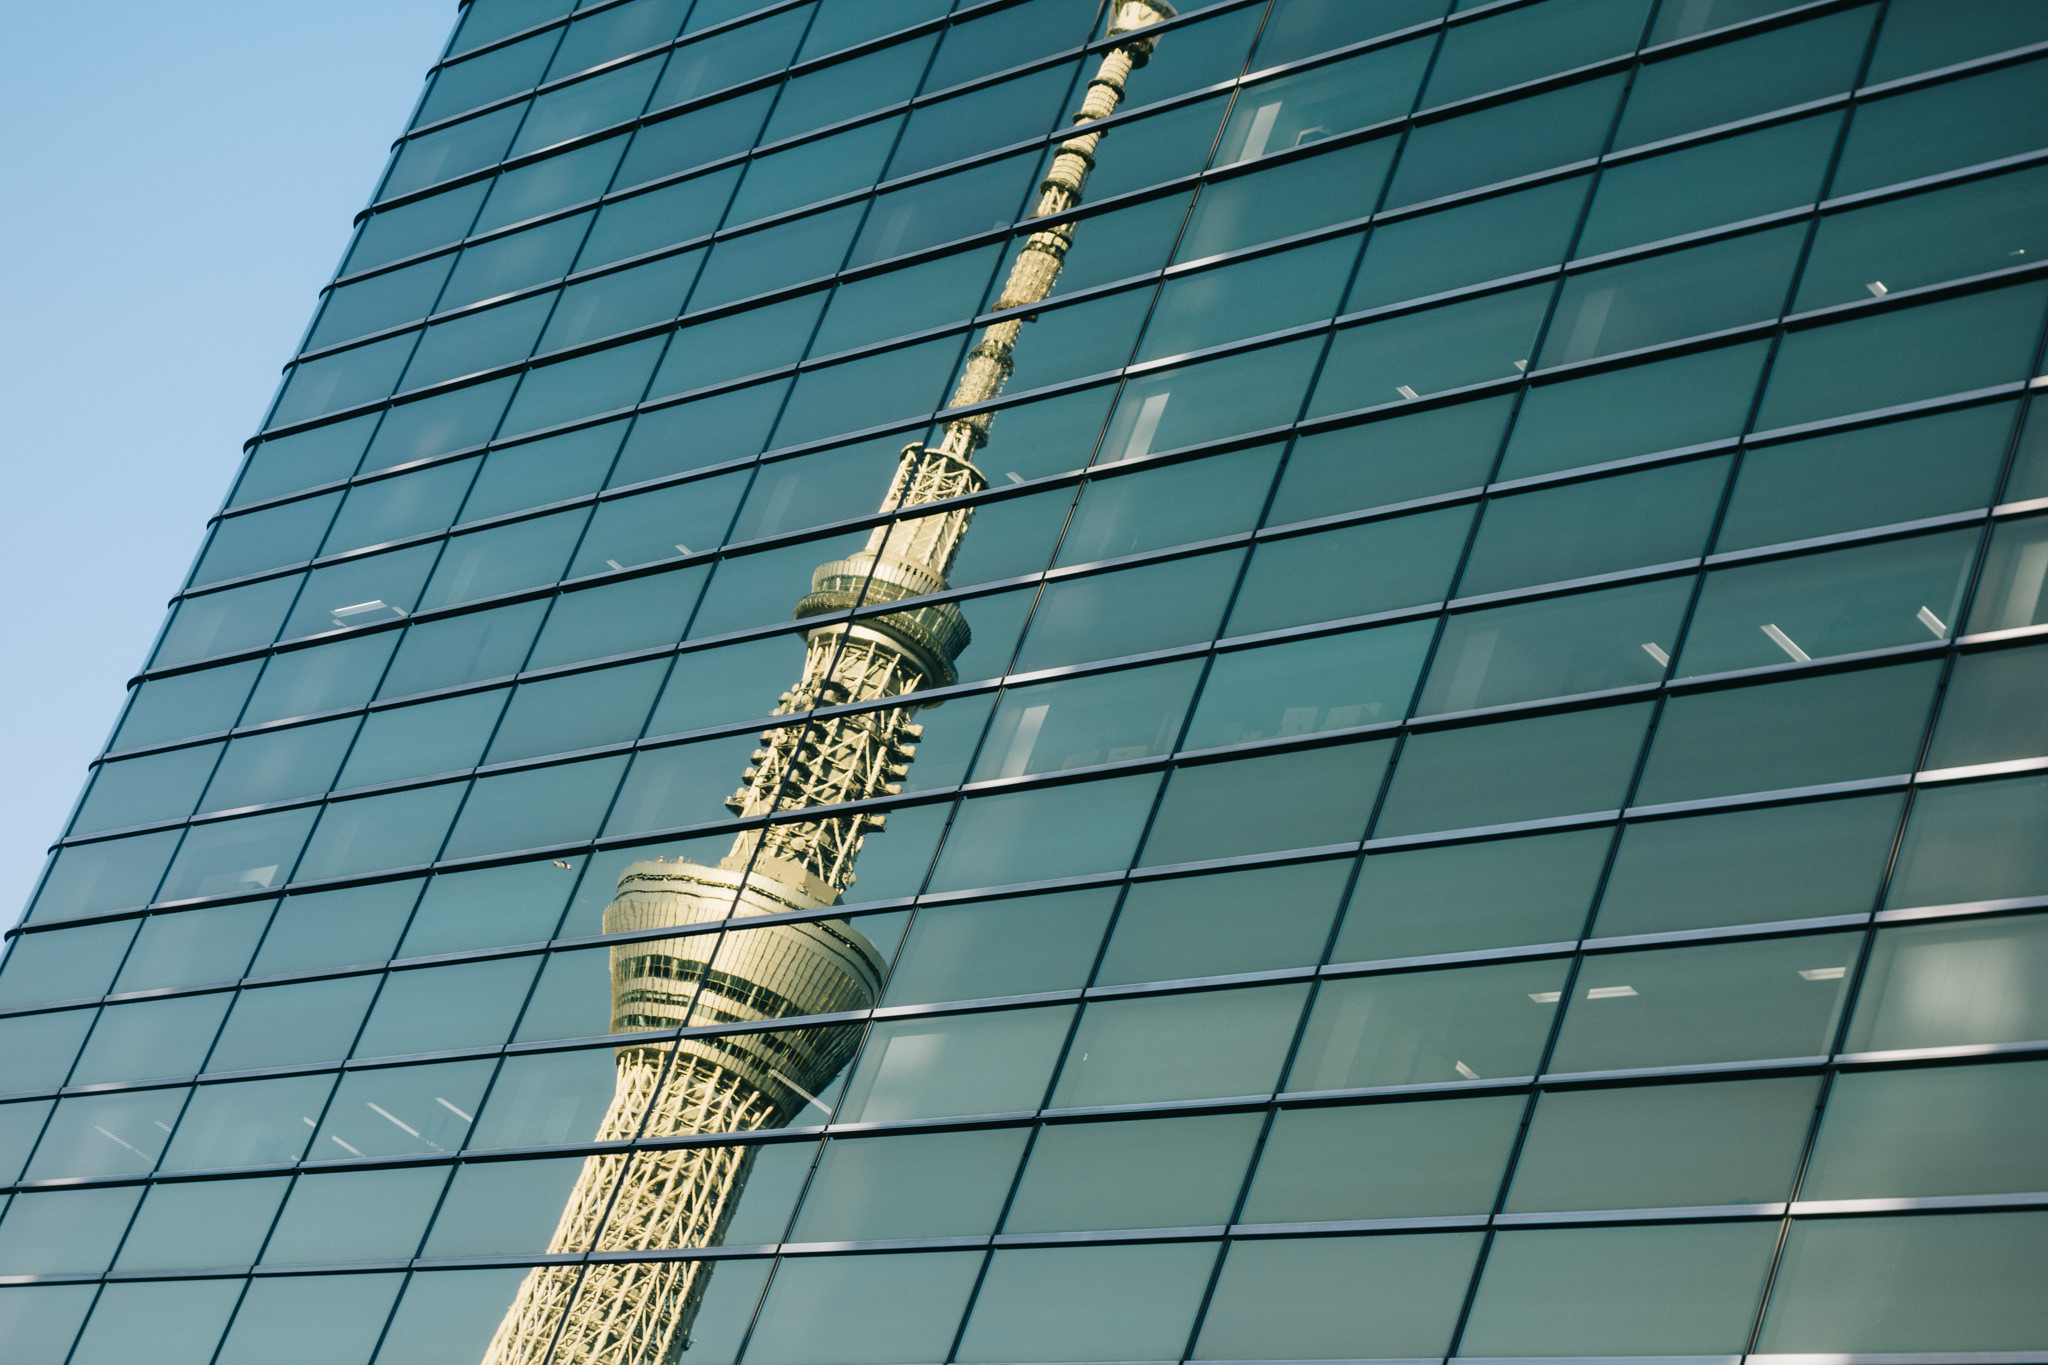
left=0, top=2, right=459, bottom=926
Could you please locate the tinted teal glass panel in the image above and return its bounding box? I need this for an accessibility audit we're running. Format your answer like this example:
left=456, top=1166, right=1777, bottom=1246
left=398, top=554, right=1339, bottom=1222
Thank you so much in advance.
left=344, top=182, right=489, bottom=276
left=1290, top=959, right=1567, bottom=1089
left=195, top=492, right=343, bottom=585
left=199, top=717, right=358, bottom=813
left=929, top=773, right=1159, bottom=892
left=1505, top=1075, right=1817, bottom=1210
left=1614, top=5, right=1876, bottom=149
left=1866, top=0, right=2048, bottom=82
left=26, top=1089, right=184, bottom=1178
left=1461, top=456, right=1728, bottom=594
left=1186, top=620, right=1432, bottom=748
left=838, top=1006, right=1074, bottom=1121
left=1503, top=339, right=1768, bottom=480
left=1425, top=0, right=1650, bottom=108
left=973, top=660, right=1200, bottom=780
left=1805, top=1059, right=2048, bottom=1200
left=1844, top=913, right=2048, bottom=1052
left=1925, top=642, right=2048, bottom=768
left=1252, top=0, right=1450, bottom=69
left=1228, top=508, right=1472, bottom=634
left=1196, top=1233, right=1482, bottom=1361
left=295, top=782, right=467, bottom=881
left=1337, top=827, right=1610, bottom=960
left=1138, top=234, right=1358, bottom=361
left=27, top=832, right=180, bottom=924
left=70, top=990, right=229, bottom=1084
left=1179, top=138, right=1393, bottom=264
left=743, top=1251, right=979, bottom=1365
left=1755, top=281, right=2048, bottom=432
left=1100, top=859, right=1350, bottom=985
left=1053, top=984, right=1308, bottom=1106
left=1550, top=932, right=1859, bottom=1072
left=1636, top=662, right=1940, bottom=803
left=1141, top=740, right=1393, bottom=865
left=1350, top=175, right=1590, bottom=312
left=1462, top=1222, right=1779, bottom=1355
left=1544, top=224, right=1804, bottom=364
left=0, top=1009, right=93, bottom=1090
left=112, top=659, right=262, bottom=751
left=1677, top=532, right=1974, bottom=676
left=1269, top=397, right=1510, bottom=521
left=215, top=1274, right=406, bottom=1365
left=1579, top=113, right=1840, bottom=255
left=957, top=1243, right=1216, bottom=1364
left=421, top=32, right=555, bottom=124
left=1374, top=703, right=1652, bottom=835
left=1420, top=577, right=1688, bottom=714
left=1718, top=402, right=2015, bottom=552
left=883, top=889, right=1116, bottom=1005
left=1312, top=284, right=1551, bottom=413
left=1242, top=1096, right=1523, bottom=1221
left=1597, top=794, right=1904, bottom=934
left=0, top=1186, right=142, bottom=1274
left=1759, top=1212, right=2048, bottom=1354
left=155, top=806, right=318, bottom=902
left=0, top=920, right=132, bottom=1008
left=890, top=55, right=1068, bottom=177
left=1833, top=56, right=2048, bottom=197
left=792, top=1129, right=1025, bottom=1241
left=252, top=881, right=416, bottom=978
left=73, top=744, right=220, bottom=836
left=158, top=1074, right=330, bottom=1171
left=1385, top=75, right=1626, bottom=208
left=206, top=975, right=380, bottom=1072
left=1217, top=41, right=1430, bottom=171
left=1799, top=165, right=2048, bottom=312
left=1007, top=1112, right=1259, bottom=1232
left=114, top=1177, right=290, bottom=1270
left=1015, top=551, right=1241, bottom=671
left=383, top=105, right=524, bottom=199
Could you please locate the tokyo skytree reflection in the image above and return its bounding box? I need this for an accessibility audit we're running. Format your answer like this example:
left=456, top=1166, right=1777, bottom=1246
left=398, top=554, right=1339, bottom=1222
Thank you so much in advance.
left=481, top=7, right=1176, bottom=1361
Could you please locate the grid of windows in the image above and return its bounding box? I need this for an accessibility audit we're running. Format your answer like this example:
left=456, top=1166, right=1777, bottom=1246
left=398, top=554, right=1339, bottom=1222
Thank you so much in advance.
left=5, top=0, right=2048, bottom=1360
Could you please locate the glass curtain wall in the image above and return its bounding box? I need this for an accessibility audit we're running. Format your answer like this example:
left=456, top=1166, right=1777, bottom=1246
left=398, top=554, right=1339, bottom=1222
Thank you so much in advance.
left=3, top=0, right=2047, bottom=1361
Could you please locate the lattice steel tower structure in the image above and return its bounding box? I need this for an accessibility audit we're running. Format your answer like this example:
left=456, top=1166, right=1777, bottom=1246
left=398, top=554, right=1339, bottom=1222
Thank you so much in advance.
left=481, top=5, right=1175, bottom=1361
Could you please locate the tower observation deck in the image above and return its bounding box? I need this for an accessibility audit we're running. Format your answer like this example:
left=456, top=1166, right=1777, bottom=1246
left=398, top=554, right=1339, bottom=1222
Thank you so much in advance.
left=480, top=6, right=1177, bottom=1362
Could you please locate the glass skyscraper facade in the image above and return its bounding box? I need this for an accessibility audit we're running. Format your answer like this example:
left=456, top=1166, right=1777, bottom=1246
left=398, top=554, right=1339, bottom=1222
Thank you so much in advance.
left=5, top=0, right=2048, bottom=1360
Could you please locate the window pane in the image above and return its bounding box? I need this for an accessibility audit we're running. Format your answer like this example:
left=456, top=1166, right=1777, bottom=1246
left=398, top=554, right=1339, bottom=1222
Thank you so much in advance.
left=1289, top=959, right=1568, bottom=1090
left=1241, top=1096, right=1523, bottom=1222
left=1006, top=1112, right=1260, bottom=1232
left=957, top=1243, right=1216, bottom=1365
left=1634, top=662, right=1940, bottom=803
left=1759, top=1211, right=2048, bottom=1354
left=1051, top=984, right=1309, bottom=1107
left=882, top=889, right=1116, bottom=1006
left=1505, top=1076, right=1817, bottom=1211
left=1549, top=933, right=1859, bottom=1073
left=1097, top=860, right=1350, bottom=985
left=1844, top=913, right=2048, bottom=1053
left=1461, top=1222, right=1779, bottom=1355
left=1373, top=703, right=1651, bottom=836
left=1596, top=794, right=1904, bottom=935
left=791, top=1128, right=1026, bottom=1241
left=1196, top=1233, right=1482, bottom=1361
left=1804, top=1060, right=2048, bottom=1200
left=1337, top=827, right=1609, bottom=961
left=1675, top=532, right=1975, bottom=677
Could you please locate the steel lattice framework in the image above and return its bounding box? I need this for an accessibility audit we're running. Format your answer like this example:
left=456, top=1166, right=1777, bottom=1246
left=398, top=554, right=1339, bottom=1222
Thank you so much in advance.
left=481, top=7, right=1176, bottom=1361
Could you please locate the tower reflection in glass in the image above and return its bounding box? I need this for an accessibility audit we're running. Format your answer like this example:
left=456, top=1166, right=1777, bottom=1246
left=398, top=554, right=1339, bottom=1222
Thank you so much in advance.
left=481, top=6, right=1178, bottom=1361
